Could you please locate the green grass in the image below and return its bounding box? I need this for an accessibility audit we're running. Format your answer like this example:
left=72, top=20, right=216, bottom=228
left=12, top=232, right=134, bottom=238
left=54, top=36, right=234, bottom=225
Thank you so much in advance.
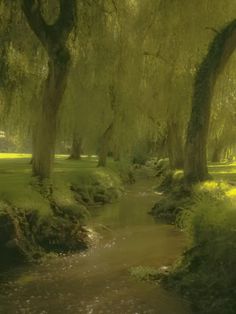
left=170, top=180, right=236, bottom=314
left=0, top=156, right=50, bottom=214
left=165, top=162, right=236, bottom=314
left=0, top=153, right=125, bottom=214
left=208, top=161, right=236, bottom=181
left=165, top=161, right=236, bottom=183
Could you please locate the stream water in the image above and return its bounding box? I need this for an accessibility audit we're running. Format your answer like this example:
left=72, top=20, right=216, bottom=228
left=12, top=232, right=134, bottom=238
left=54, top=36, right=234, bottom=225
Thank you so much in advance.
left=0, top=179, right=191, bottom=314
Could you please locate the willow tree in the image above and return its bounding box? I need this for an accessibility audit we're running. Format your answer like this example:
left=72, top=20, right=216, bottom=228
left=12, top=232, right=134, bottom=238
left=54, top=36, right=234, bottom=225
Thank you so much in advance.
left=184, top=19, right=236, bottom=183
left=21, top=0, right=76, bottom=180
left=0, top=1, right=43, bottom=152
left=97, top=0, right=159, bottom=166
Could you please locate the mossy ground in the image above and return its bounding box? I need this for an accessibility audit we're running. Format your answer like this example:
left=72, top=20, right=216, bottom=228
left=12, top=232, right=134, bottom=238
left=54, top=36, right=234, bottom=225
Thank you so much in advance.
left=0, top=154, right=128, bottom=268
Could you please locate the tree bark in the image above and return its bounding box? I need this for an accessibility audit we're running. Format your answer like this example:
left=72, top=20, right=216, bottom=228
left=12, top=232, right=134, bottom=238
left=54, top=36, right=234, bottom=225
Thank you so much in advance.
left=69, top=133, right=83, bottom=160
left=211, top=137, right=224, bottom=162
left=184, top=20, right=236, bottom=183
left=21, top=0, right=76, bottom=180
left=113, top=151, right=121, bottom=162
left=97, top=84, right=116, bottom=167
left=211, top=146, right=223, bottom=162
left=32, top=52, right=71, bottom=178
left=97, top=123, right=113, bottom=167
left=167, top=120, right=184, bottom=169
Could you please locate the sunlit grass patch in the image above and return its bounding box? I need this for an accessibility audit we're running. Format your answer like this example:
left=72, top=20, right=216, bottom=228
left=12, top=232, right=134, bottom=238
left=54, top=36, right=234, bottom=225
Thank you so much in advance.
left=226, top=187, right=236, bottom=199
left=209, top=161, right=236, bottom=182
left=196, top=180, right=229, bottom=192
left=0, top=153, right=31, bottom=159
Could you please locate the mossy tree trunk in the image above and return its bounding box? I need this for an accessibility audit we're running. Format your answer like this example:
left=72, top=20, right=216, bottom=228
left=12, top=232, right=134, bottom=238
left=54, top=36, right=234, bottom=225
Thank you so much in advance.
left=22, top=0, right=76, bottom=180
left=167, top=120, right=184, bottom=169
left=184, top=20, right=236, bottom=183
left=69, top=133, right=83, bottom=160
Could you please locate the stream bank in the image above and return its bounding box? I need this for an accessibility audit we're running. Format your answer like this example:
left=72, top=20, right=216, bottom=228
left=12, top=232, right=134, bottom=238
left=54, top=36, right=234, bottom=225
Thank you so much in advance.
left=0, top=178, right=191, bottom=314
left=150, top=162, right=236, bottom=314
left=0, top=164, right=124, bottom=269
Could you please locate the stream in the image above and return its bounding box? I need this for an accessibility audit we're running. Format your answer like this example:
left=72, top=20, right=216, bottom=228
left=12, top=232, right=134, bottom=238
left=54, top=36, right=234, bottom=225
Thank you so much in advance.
left=0, top=178, right=191, bottom=314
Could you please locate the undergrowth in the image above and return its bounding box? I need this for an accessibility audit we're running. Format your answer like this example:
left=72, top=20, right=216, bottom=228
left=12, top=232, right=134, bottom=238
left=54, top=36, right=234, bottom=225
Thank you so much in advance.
left=165, top=181, right=236, bottom=314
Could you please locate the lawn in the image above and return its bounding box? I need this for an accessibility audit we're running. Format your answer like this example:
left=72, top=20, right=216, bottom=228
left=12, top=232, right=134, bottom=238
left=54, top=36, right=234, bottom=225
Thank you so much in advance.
left=0, top=153, right=126, bottom=215
left=208, top=161, right=236, bottom=182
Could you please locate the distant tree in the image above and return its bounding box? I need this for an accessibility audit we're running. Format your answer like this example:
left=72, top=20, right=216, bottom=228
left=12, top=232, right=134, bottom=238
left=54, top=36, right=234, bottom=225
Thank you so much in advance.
left=68, top=132, right=83, bottom=160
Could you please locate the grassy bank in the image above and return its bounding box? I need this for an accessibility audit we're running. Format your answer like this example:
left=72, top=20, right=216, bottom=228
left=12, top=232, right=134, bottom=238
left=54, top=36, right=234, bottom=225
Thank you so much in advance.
left=152, top=162, right=236, bottom=314
left=0, top=154, right=127, bottom=268
left=166, top=180, right=236, bottom=313
left=151, top=161, right=236, bottom=222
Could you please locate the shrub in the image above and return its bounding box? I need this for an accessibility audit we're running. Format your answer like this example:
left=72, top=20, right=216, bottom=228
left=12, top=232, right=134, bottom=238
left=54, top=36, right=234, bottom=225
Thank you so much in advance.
left=167, top=182, right=236, bottom=314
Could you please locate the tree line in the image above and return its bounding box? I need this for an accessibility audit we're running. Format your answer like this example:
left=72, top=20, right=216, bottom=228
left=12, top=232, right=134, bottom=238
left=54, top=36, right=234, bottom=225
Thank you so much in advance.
left=1, top=0, right=236, bottom=183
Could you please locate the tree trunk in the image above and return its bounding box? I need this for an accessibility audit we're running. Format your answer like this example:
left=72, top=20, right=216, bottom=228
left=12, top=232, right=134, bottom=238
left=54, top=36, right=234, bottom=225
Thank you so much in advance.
left=211, top=139, right=224, bottom=162
left=32, top=52, right=71, bottom=179
left=97, top=84, right=116, bottom=167
left=167, top=121, right=184, bottom=169
left=184, top=20, right=236, bottom=183
left=97, top=123, right=113, bottom=167
left=69, top=133, right=83, bottom=160
left=211, top=147, right=223, bottom=162
left=113, top=152, right=121, bottom=162
left=21, top=0, right=76, bottom=180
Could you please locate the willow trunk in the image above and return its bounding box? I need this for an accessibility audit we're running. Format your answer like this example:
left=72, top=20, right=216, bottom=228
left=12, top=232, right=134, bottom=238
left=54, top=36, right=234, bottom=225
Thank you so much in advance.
left=32, top=52, right=70, bottom=179
left=69, top=134, right=83, bottom=160
left=184, top=20, right=236, bottom=183
left=167, top=121, right=184, bottom=169
left=97, top=124, right=113, bottom=167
